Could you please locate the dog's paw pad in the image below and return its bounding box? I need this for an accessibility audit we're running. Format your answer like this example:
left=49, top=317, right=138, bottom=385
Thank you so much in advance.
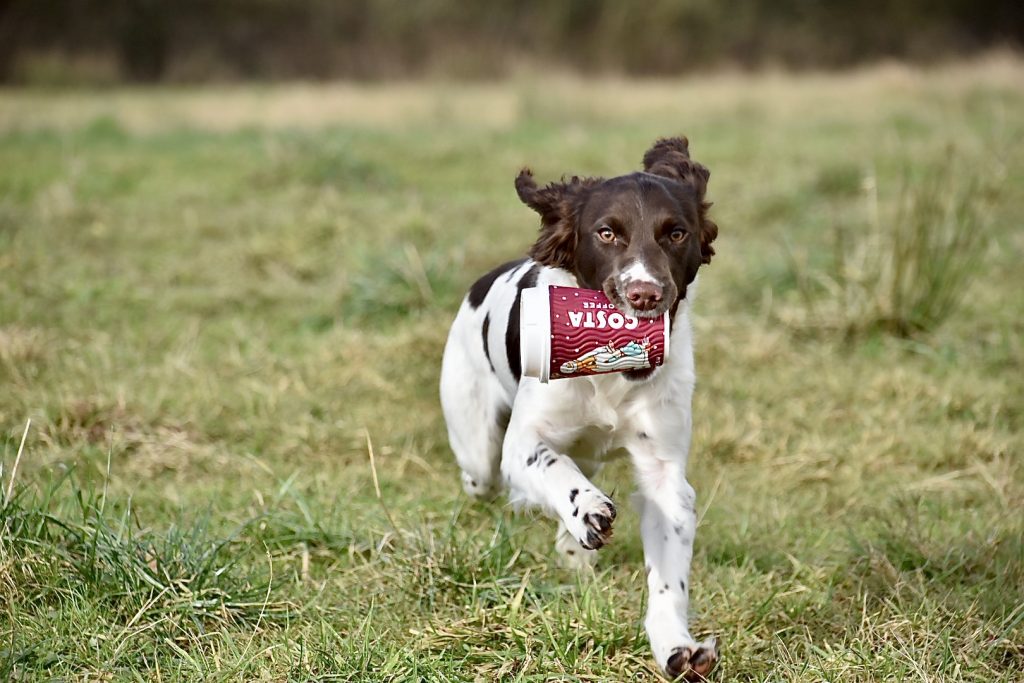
left=569, top=491, right=616, bottom=550
left=665, top=638, right=719, bottom=681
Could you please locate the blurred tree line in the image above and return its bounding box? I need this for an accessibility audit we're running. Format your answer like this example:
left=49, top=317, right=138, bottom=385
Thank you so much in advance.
left=0, top=0, right=1021, bottom=83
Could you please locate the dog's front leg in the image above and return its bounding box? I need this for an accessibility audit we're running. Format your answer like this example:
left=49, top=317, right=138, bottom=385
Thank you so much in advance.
left=632, top=446, right=718, bottom=680
left=501, top=408, right=616, bottom=552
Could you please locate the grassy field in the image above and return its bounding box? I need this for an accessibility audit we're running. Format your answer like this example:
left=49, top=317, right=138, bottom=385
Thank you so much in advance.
left=1, top=57, right=1023, bottom=681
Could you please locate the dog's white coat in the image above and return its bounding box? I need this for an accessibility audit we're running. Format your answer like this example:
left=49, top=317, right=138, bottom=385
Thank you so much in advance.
left=440, top=260, right=713, bottom=672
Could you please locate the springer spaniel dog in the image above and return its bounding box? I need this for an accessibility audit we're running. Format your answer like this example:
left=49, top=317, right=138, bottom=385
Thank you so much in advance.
left=440, top=137, right=720, bottom=680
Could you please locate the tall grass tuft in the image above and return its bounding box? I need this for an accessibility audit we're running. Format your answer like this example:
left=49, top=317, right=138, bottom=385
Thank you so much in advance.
left=783, top=157, right=997, bottom=337
left=0, top=470, right=293, bottom=657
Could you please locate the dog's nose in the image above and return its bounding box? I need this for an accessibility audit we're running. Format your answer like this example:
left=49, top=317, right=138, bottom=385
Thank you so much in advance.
left=625, top=282, right=663, bottom=311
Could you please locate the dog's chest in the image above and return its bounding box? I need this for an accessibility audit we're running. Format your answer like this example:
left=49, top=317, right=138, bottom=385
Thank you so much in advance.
left=547, top=376, right=645, bottom=462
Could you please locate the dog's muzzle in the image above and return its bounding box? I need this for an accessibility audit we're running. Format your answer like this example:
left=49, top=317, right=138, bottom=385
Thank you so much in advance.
left=625, top=281, right=663, bottom=312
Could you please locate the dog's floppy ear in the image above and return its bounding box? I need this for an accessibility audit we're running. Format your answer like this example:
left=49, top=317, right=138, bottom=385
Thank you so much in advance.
left=516, top=169, right=600, bottom=270
left=643, top=137, right=718, bottom=264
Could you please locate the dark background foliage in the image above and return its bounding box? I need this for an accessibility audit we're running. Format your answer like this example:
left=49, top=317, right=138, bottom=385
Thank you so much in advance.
left=1, top=0, right=1022, bottom=83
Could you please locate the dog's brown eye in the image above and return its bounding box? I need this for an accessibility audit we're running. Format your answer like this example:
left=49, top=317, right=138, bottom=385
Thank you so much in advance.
left=670, top=229, right=688, bottom=243
left=598, top=227, right=616, bottom=244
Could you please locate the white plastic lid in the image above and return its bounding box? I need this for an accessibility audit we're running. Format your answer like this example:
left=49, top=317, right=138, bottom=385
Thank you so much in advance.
left=661, top=309, right=671, bottom=361
left=519, top=286, right=551, bottom=383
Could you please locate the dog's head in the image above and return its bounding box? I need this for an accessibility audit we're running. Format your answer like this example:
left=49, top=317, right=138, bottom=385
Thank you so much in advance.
left=516, top=137, right=717, bottom=318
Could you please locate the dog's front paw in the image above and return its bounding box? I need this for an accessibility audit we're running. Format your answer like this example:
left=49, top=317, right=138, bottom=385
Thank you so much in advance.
left=663, top=638, right=719, bottom=681
left=566, top=489, right=616, bottom=550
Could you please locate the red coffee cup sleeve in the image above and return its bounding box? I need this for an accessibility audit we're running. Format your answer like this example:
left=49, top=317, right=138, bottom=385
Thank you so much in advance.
left=520, top=285, right=669, bottom=383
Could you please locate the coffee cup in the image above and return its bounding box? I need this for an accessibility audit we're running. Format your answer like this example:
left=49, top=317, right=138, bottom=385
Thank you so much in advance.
left=520, top=285, right=669, bottom=383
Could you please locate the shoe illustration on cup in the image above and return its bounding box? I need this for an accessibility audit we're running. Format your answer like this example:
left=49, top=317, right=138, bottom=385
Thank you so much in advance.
left=520, top=285, right=670, bottom=383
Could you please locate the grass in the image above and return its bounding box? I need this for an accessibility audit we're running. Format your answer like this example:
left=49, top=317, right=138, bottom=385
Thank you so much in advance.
left=783, top=153, right=1000, bottom=337
left=1, top=57, right=1023, bottom=680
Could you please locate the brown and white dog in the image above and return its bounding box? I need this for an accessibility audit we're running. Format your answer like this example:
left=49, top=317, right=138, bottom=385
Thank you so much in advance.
left=440, top=137, right=719, bottom=680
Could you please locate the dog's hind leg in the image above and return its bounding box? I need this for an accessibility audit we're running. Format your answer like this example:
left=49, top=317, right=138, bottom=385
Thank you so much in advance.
left=440, top=326, right=507, bottom=500
left=454, top=393, right=507, bottom=500
left=555, top=520, right=599, bottom=568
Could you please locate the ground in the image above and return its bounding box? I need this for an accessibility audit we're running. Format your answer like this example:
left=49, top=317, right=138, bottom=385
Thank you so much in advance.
left=1, top=57, right=1022, bottom=681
